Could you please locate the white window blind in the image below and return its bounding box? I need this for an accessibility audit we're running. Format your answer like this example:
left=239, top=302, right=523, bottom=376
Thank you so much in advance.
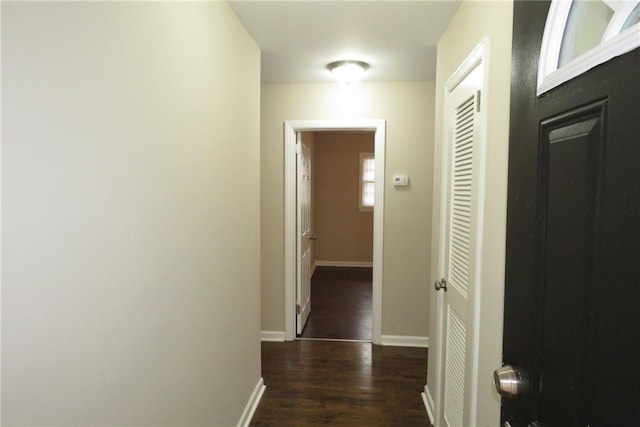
left=360, top=152, right=374, bottom=210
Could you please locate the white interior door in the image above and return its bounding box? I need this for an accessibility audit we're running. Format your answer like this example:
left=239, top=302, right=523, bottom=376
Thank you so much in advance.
left=296, top=132, right=312, bottom=334
left=437, top=61, right=484, bottom=427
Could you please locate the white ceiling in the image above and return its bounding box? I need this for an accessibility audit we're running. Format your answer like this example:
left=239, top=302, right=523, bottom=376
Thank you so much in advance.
left=228, top=1, right=461, bottom=83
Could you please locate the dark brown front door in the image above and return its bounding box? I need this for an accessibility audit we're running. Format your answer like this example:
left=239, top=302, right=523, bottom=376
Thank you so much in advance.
left=503, top=1, right=640, bottom=426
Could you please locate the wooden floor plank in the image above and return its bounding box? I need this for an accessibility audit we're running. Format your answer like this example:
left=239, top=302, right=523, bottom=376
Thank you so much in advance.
left=251, top=340, right=431, bottom=426
left=300, top=267, right=372, bottom=341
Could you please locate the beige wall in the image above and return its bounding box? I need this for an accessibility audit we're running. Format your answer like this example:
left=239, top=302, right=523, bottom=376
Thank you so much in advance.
left=426, top=1, right=513, bottom=425
left=313, top=132, right=374, bottom=264
left=261, top=82, right=435, bottom=337
left=2, top=2, right=261, bottom=425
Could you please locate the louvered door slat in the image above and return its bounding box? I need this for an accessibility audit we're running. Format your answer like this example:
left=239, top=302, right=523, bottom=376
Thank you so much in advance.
left=444, top=308, right=467, bottom=427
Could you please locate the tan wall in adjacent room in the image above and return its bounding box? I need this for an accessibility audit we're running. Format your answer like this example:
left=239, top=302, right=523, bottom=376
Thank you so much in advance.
left=2, top=2, right=261, bottom=425
left=313, top=132, right=374, bottom=264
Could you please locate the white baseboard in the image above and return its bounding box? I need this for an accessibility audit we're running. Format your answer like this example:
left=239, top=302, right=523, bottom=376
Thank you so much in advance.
left=315, top=260, right=373, bottom=268
left=421, top=384, right=435, bottom=425
left=237, top=377, right=266, bottom=427
left=260, top=330, right=285, bottom=342
left=380, top=335, right=429, bottom=348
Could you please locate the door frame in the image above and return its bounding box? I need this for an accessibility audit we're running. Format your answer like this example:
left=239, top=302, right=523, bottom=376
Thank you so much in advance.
left=432, top=38, right=490, bottom=426
left=284, top=119, right=386, bottom=343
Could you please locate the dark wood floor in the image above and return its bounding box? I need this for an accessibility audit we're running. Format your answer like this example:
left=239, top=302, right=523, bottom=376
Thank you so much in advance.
left=299, top=267, right=372, bottom=341
left=251, top=340, right=431, bottom=426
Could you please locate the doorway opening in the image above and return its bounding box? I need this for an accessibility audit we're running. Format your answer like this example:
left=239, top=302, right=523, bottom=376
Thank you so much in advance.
left=297, top=131, right=375, bottom=341
left=284, top=119, right=386, bottom=344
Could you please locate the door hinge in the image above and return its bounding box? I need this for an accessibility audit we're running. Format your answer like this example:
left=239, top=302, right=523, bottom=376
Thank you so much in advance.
left=476, top=90, right=482, bottom=112
left=296, top=304, right=301, bottom=315
left=295, top=142, right=301, bottom=154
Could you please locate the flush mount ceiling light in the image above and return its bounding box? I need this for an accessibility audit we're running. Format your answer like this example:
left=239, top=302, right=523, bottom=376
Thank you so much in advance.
left=327, top=60, right=369, bottom=84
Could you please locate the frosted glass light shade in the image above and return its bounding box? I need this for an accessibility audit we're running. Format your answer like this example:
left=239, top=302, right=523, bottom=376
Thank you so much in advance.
left=327, top=60, right=369, bottom=84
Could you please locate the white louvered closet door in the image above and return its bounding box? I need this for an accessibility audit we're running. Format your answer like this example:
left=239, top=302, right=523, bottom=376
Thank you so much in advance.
left=441, top=63, right=482, bottom=427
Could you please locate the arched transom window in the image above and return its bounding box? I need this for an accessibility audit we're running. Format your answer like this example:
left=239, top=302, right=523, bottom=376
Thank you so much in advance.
left=538, top=0, right=640, bottom=95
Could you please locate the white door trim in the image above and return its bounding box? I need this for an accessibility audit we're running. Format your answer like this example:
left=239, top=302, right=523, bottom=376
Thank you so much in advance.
left=284, top=119, right=386, bottom=343
left=433, top=38, right=489, bottom=427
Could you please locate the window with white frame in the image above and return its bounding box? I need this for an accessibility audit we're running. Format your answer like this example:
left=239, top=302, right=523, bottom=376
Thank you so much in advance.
left=359, top=152, right=375, bottom=210
left=538, top=0, right=640, bottom=95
